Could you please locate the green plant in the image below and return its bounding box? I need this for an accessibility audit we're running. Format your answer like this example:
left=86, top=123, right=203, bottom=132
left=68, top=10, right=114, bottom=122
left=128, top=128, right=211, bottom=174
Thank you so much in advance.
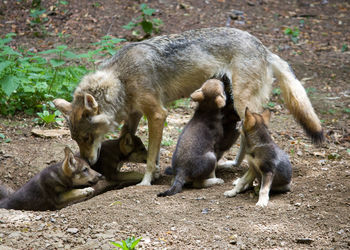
left=34, top=102, right=64, bottom=126
left=272, top=87, right=281, bottom=96
left=123, top=3, right=163, bottom=39
left=78, top=36, right=125, bottom=69
left=110, top=236, right=142, bottom=250
left=341, top=44, right=348, bottom=52
left=0, top=33, right=88, bottom=115
left=169, top=98, right=191, bottom=109
left=284, top=27, right=300, bottom=44
left=161, top=138, right=174, bottom=146
left=0, top=133, right=11, bottom=143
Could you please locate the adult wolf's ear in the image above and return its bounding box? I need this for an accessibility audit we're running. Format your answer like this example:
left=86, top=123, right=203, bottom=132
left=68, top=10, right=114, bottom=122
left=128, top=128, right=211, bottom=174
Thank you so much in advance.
left=215, top=94, right=226, bottom=108
left=84, top=93, right=98, bottom=115
left=62, top=147, right=77, bottom=176
left=244, top=107, right=256, bottom=131
left=120, top=133, right=134, bottom=155
left=53, top=99, right=72, bottom=116
left=190, top=89, right=204, bottom=102
left=261, top=109, right=271, bottom=126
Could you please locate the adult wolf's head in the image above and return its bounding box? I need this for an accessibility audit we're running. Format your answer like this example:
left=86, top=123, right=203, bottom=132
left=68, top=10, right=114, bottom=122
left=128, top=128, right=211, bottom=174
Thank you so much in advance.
left=54, top=93, right=112, bottom=165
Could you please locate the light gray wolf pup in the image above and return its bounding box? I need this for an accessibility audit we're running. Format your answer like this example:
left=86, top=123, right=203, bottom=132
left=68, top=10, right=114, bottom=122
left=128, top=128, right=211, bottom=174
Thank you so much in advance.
left=53, top=27, right=324, bottom=186
left=0, top=147, right=102, bottom=211
left=158, top=79, right=227, bottom=197
left=224, top=108, right=292, bottom=207
left=89, top=133, right=147, bottom=193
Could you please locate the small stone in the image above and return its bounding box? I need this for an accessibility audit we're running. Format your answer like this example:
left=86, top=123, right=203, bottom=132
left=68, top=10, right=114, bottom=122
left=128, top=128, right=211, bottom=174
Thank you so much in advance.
left=201, top=208, right=209, bottom=214
left=35, top=215, right=43, bottom=221
left=296, top=238, right=313, bottom=244
left=66, top=228, right=79, bottom=234
left=50, top=218, right=56, bottom=223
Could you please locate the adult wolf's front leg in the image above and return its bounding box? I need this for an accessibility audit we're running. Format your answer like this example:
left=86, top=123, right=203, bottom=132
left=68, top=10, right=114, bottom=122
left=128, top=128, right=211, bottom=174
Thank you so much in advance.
left=138, top=99, right=167, bottom=186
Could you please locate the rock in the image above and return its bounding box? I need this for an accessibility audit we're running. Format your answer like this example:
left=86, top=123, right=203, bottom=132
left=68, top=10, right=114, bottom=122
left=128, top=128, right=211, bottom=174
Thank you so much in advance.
left=296, top=238, right=314, bottom=244
left=66, top=228, right=79, bottom=234
left=201, top=208, right=209, bottom=214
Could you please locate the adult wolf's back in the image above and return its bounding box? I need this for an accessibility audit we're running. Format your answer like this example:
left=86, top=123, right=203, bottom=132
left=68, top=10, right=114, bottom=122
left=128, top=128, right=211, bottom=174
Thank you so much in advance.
left=54, top=27, right=324, bottom=186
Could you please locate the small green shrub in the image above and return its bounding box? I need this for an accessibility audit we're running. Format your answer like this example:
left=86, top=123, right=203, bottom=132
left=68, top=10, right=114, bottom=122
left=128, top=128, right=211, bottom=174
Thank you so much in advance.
left=110, top=236, right=142, bottom=250
left=0, top=33, right=125, bottom=116
left=284, top=27, right=300, bottom=44
left=34, top=102, right=64, bottom=126
left=123, top=3, right=163, bottom=39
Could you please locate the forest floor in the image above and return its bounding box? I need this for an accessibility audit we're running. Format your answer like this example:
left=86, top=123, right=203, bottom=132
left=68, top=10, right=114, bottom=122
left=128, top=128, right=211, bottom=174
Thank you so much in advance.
left=0, top=0, right=349, bottom=249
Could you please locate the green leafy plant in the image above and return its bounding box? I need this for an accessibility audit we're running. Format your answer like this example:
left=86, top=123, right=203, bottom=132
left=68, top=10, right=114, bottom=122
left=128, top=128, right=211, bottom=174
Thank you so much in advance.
left=123, top=3, right=163, bottom=39
left=110, top=236, right=142, bottom=250
left=169, top=98, right=191, bottom=109
left=0, top=33, right=88, bottom=115
left=162, top=138, right=174, bottom=146
left=0, top=133, right=11, bottom=143
left=284, top=27, right=300, bottom=44
left=0, top=33, right=125, bottom=116
left=77, top=36, right=125, bottom=69
left=34, top=102, right=64, bottom=126
left=341, top=44, right=348, bottom=52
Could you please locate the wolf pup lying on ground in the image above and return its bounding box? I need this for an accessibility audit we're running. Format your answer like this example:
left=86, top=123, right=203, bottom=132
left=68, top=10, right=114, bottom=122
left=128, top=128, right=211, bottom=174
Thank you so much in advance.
left=53, top=27, right=324, bottom=186
left=224, top=108, right=292, bottom=207
left=0, top=147, right=102, bottom=211
left=90, top=133, right=147, bottom=194
left=158, top=79, right=230, bottom=197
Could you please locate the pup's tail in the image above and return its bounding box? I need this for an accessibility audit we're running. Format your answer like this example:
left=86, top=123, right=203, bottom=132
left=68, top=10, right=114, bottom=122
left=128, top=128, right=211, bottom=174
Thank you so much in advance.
left=157, top=175, right=185, bottom=197
left=268, top=53, right=324, bottom=144
left=164, top=167, right=174, bottom=175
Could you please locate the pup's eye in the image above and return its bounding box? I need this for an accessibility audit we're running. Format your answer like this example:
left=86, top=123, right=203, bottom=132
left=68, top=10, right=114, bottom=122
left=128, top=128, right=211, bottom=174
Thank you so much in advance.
left=83, top=168, right=89, bottom=173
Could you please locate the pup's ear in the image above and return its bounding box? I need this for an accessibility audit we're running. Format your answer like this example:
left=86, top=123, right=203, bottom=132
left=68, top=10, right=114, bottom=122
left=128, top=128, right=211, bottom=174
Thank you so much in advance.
left=120, top=133, right=134, bottom=155
left=84, top=93, right=98, bottom=115
left=261, top=109, right=271, bottom=126
left=53, top=99, right=72, bottom=116
left=215, top=93, right=226, bottom=108
left=190, top=89, right=204, bottom=102
left=62, top=147, right=77, bottom=176
left=244, top=107, right=256, bottom=131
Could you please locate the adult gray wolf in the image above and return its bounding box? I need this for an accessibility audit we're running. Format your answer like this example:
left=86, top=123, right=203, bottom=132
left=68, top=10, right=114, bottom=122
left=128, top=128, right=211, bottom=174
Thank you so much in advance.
left=0, top=147, right=102, bottom=211
left=224, top=108, right=292, bottom=207
left=158, top=79, right=227, bottom=196
left=53, top=27, right=324, bottom=186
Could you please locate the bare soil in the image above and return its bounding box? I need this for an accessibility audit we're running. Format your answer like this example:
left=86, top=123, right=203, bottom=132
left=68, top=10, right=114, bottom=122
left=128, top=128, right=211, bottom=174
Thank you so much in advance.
left=0, top=0, right=349, bottom=249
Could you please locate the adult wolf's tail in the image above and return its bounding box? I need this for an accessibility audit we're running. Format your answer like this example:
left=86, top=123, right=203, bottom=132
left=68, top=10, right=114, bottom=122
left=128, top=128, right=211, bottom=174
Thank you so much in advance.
left=268, top=53, right=324, bottom=144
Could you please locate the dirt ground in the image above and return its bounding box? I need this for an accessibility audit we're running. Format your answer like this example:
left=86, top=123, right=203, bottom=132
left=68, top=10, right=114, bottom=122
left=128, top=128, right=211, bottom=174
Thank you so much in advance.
left=0, top=0, right=349, bottom=249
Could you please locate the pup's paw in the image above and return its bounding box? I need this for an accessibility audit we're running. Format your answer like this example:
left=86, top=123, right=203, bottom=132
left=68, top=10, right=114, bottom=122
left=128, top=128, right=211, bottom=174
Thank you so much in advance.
left=217, top=160, right=236, bottom=170
left=224, top=189, right=238, bottom=197
left=82, top=187, right=95, bottom=196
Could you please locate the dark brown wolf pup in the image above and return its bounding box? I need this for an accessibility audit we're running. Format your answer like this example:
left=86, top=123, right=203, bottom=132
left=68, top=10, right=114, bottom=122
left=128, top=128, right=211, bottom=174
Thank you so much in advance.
left=224, top=108, right=292, bottom=207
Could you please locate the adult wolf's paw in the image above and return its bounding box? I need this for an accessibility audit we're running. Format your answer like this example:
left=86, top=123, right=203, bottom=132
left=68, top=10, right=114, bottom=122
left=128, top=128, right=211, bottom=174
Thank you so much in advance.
left=256, top=198, right=269, bottom=207
left=224, top=189, right=238, bottom=197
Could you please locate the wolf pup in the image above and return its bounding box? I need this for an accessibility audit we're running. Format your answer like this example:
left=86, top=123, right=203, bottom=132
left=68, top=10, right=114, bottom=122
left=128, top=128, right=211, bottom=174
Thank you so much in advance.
left=158, top=79, right=227, bottom=197
left=224, top=108, right=292, bottom=207
left=53, top=27, right=324, bottom=186
left=0, top=147, right=102, bottom=211
left=90, top=133, right=147, bottom=194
